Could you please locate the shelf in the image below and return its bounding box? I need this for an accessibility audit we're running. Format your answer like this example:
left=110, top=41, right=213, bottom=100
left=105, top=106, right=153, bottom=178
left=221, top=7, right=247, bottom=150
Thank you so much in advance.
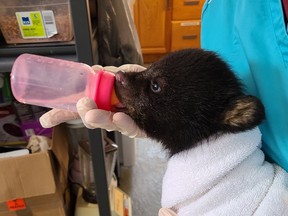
left=0, top=0, right=112, bottom=215
left=0, top=41, right=76, bottom=56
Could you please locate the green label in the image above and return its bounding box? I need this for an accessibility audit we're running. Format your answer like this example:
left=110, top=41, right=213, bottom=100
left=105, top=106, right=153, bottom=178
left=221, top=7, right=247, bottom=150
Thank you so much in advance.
left=16, top=11, right=46, bottom=38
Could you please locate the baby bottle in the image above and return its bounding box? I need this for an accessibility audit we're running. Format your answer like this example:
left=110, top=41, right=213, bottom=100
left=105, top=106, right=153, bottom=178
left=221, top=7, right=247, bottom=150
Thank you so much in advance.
left=10, top=54, right=119, bottom=112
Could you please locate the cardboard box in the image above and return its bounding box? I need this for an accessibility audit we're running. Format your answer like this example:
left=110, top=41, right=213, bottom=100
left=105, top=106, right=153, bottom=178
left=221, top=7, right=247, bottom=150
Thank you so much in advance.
left=0, top=0, right=73, bottom=44
left=0, top=125, right=69, bottom=216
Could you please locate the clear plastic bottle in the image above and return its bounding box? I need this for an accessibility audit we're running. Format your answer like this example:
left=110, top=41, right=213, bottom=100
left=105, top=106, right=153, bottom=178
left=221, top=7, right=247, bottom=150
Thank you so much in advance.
left=10, top=54, right=119, bottom=112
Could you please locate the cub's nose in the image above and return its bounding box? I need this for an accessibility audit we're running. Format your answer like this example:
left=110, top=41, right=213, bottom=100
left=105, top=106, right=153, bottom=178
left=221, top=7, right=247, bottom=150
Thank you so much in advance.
left=115, top=71, right=127, bottom=87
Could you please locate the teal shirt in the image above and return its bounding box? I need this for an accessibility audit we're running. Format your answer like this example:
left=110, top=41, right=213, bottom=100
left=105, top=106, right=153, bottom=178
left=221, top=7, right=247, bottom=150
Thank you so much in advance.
left=201, top=0, right=288, bottom=171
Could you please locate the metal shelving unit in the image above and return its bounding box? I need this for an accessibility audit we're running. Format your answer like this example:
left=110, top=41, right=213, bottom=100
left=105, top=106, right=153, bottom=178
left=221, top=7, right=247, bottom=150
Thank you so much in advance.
left=0, top=0, right=111, bottom=215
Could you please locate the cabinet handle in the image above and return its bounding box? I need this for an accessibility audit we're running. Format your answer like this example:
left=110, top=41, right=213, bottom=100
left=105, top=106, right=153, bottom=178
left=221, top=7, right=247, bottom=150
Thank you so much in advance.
left=180, top=21, right=201, bottom=26
left=183, top=0, right=200, bottom=6
left=182, top=35, right=198, bottom=40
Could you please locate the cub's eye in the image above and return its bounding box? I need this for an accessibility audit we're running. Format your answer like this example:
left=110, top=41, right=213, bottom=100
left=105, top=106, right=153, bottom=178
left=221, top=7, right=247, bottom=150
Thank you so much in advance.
left=150, top=80, right=161, bottom=93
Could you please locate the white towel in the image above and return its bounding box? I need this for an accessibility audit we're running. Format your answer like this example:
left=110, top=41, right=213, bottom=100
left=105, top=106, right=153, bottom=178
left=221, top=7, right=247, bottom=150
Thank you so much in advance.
left=161, top=127, right=288, bottom=216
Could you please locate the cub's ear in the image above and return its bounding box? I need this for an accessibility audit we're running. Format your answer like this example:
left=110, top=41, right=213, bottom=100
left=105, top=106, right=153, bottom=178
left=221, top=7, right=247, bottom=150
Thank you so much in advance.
left=221, top=95, right=265, bottom=132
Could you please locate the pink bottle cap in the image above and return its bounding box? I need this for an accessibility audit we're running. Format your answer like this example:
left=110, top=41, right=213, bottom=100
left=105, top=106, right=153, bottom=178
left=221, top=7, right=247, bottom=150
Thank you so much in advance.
left=94, top=70, right=117, bottom=111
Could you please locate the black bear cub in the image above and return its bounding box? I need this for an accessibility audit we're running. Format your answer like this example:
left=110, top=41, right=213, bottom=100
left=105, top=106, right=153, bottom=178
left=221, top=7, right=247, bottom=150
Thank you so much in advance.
left=114, top=48, right=265, bottom=155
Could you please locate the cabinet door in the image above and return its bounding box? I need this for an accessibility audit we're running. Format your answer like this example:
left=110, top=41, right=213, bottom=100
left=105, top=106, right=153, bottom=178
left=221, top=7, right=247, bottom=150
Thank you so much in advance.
left=134, top=0, right=171, bottom=54
left=171, top=20, right=201, bottom=51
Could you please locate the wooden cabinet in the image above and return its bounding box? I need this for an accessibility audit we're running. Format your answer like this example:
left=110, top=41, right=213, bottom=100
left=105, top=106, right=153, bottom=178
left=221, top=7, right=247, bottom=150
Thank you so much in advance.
left=171, top=0, right=205, bottom=51
left=134, top=0, right=204, bottom=63
left=133, top=0, right=172, bottom=62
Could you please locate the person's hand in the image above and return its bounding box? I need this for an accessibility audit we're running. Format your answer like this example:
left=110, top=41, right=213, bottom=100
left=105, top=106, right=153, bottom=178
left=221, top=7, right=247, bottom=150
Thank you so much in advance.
left=39, top=64, right=147, bottom=138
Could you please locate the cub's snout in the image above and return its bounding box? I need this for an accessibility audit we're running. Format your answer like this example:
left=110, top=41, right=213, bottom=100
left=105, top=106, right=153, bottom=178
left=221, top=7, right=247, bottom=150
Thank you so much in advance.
left=114, top=70, right=150, bottom=121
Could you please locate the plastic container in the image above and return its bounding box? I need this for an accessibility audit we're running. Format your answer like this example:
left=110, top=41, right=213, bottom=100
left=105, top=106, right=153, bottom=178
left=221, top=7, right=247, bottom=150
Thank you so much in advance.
left=0, top=0, right=73, bottom=44
left=10, top=54, right=119, bottom=112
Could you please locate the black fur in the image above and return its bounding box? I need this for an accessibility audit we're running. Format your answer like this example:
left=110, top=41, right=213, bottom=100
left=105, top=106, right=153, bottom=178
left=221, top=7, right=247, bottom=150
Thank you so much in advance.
left=114, top=49, right=265, bottom=155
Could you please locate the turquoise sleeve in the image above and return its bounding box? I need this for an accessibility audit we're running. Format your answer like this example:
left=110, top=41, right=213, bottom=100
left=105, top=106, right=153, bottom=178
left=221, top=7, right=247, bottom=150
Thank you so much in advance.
left=201, top=0, right=288, bottom=171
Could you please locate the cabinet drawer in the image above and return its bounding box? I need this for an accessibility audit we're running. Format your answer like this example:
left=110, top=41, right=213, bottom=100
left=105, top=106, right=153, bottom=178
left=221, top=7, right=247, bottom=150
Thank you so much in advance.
left=172, top=0, right=205, bottom=20
left=171, top=20, right=201, bottom=51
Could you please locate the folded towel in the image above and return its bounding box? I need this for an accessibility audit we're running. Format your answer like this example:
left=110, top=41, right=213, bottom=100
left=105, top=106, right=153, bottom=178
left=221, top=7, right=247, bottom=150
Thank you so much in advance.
left=161, top=127, right=288, bottom=216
